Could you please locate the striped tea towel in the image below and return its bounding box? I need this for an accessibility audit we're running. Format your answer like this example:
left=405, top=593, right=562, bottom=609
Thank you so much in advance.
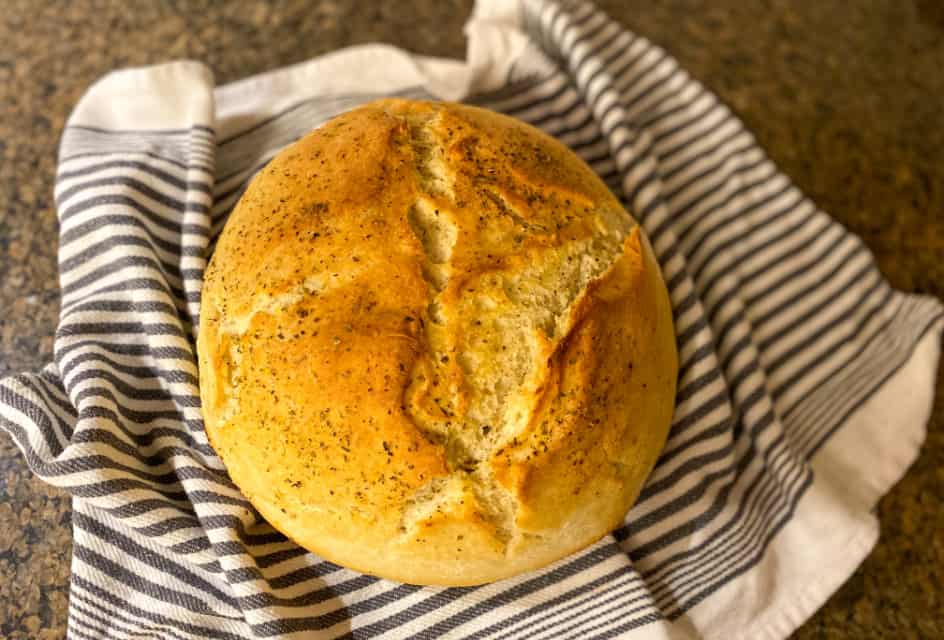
left=2, top=0, right=941, bottom=638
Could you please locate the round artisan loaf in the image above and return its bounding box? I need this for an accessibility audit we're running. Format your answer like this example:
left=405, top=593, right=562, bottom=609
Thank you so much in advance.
left=198, top=99, right=677, bottom=586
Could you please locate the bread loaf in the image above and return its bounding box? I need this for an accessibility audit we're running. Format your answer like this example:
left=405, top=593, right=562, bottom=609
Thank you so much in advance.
left=197, top=99, right=677, bottom=586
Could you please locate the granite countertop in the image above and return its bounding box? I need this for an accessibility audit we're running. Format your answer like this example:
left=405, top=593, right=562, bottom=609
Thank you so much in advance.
left=1, top=1, right=941, bottom=638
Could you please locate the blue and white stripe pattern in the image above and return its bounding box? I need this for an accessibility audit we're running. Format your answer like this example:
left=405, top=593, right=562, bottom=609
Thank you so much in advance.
left=1, top=1, right=941, bottom=638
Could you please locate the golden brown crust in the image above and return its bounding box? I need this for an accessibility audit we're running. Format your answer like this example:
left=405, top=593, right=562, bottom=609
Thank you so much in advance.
left=198, top=99, right=677, bottom=586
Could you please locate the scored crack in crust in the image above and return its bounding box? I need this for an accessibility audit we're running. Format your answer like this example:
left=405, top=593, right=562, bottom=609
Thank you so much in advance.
left=197, top=99, right=678, bottom=586
left=399, top=107, right=634, bottom=549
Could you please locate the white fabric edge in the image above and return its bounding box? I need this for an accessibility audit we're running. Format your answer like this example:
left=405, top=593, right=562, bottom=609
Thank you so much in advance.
left=740, top=517, right=878, bottom=640
left=212, top=43, right=461, bottom=141
left=681, top=322, right=942, bottom=640
left=67, top=60, right=215, bottom=130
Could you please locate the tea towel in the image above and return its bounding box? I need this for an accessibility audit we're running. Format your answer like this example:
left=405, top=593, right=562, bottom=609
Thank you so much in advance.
left=1, top=0, right=941, bottom=638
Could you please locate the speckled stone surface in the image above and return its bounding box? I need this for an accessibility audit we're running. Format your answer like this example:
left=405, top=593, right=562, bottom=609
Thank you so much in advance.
left=0, top=1, right=941, bottom=638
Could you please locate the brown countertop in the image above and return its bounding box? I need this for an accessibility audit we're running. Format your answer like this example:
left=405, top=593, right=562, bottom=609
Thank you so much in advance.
left=1, top=1, right=941, bottom=638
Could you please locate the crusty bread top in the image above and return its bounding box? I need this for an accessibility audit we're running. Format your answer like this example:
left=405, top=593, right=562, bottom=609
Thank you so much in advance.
left=198, top=99, right=677, bottom=586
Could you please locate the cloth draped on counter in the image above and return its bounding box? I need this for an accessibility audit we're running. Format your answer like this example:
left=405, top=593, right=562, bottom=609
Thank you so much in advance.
left=1, top=0, right=941, bottom=638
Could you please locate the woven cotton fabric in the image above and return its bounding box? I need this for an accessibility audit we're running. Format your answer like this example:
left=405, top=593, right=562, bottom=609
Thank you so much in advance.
left=1, top=1, right=941, bottom=638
